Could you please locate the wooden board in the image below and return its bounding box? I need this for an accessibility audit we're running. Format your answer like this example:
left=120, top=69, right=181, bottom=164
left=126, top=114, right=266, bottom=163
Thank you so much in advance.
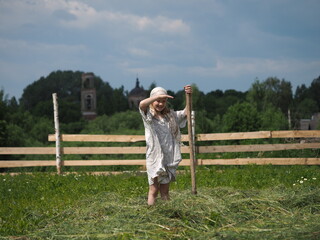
left=0, top=147, right=56, bottom=155
left=2, top=157, right=319, bottom=168
left=271, top=130, right=320, bottom=138
left=197, top=131, right=271, bottom=141
left=197, top=130, right=320, bottom=141
left=199, top=158, right=320, bottom=165
left=198, top=143, right=320, bottom=153
left=0, top=160, right=147, bottom=167
left=48, top=134, right=190, bottom=142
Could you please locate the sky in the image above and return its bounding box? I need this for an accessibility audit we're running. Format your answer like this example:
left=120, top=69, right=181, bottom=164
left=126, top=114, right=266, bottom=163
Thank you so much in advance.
left=0, top=0, right=319, bottom=99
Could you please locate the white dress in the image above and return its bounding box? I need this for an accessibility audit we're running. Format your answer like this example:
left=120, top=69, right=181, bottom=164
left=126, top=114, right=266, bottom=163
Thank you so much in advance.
left=140, top=107, right=187, bottom=185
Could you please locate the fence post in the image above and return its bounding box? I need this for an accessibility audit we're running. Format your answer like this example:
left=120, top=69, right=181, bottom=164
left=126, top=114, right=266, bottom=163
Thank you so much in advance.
left=191, top=111, right=196, bottom=163
left=52, top=93, right=62, bottom=174
left=186, top=92, right=197, bottom=195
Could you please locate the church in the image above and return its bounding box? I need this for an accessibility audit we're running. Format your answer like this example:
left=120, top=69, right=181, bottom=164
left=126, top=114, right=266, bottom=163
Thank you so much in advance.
left=81, top=72, right=97, bottom=120
left=80, top=73, right=148, bottom=120
left=128, top=77, right=148, bottom=109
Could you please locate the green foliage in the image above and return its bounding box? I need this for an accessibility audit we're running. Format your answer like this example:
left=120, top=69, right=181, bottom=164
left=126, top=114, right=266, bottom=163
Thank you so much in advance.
left=309, top=76, right=320, bottom=109
left=20, top=70, right=83, bottom=112
left=260, top=105, right=288, bottom=130
left=296, top=98, right=319, bottom=119
left=222, top=102, right=260, bottom=132
left=0, top=72, right=319, bottom=149
left=204, top=89, right=246, bottom=118
left=247, top=77, right=293, bottom=115
left=19, top=70, right=130, bottom=123
left=0, top=120, right=8, bottom=147
left=82, top=110, right=144, bottom=134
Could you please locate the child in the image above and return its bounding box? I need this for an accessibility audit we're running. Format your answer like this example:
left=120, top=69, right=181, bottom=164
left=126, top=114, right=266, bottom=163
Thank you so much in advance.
left=139, top=85, right=192, bottom=205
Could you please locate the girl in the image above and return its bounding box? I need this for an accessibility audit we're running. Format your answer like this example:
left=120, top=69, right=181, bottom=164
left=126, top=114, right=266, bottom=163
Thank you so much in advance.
left=139, top=85, right=192, bottom=205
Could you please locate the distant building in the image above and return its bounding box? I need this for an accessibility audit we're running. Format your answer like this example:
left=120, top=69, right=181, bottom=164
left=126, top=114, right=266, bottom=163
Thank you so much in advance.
left=299, top=113, right=320, bottom=130
left=81, top=72, right=97, bottom=120
left=128, top=77, right=148, bottom=109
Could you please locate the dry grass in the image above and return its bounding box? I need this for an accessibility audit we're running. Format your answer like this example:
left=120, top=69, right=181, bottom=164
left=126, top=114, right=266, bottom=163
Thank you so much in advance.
left=1, top=166, right=320, bottom=239
left=11, top=186, right=320, bottom=240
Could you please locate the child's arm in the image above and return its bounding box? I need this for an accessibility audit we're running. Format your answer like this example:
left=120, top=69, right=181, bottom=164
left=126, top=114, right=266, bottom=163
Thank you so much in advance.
left=182, top=85, right=193, bottom=115
left=139, top=94, right=173, bottom=114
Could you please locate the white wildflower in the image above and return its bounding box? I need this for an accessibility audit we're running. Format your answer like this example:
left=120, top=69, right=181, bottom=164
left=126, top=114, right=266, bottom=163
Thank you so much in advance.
left=299, top=180, right=303, bottom=184
left=304, top=178, right=307, bottom=181
left=312, top=178, right=317, bottom=180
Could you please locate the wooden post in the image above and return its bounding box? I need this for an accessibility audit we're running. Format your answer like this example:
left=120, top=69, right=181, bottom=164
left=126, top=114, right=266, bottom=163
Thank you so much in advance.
left=52, top=93, right=62, bottom=174
left=191, top=111, right=196, bottom=162
left=186, top=92, right=197, bottom=194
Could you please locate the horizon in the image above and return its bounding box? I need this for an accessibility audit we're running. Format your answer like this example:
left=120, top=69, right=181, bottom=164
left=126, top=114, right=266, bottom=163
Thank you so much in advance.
left=1, top=70, right=319, bottom=100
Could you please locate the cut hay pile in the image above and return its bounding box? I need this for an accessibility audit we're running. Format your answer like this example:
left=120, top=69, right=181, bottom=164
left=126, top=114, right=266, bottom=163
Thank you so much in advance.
left=27, top=186, right=320, bottom=240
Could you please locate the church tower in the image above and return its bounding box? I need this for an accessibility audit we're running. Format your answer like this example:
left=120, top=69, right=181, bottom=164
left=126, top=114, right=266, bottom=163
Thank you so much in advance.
left=128, top=77, right=147, bottom=109
left=81, top=72, right=97, bottom=120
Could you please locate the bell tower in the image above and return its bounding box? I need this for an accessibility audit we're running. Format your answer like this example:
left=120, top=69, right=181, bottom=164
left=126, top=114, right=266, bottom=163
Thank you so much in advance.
left=81, top=72, right=97, bottom=120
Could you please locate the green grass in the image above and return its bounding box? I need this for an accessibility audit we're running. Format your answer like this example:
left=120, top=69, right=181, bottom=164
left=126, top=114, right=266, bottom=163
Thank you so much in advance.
left=1, top=166, right=320, bottom=239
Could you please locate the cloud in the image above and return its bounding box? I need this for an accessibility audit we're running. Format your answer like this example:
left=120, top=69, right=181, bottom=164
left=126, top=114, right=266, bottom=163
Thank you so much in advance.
left=63, top=9, right=190, bottom=35
left=128, top=48, right=151, bottom=57
left=0, top=0, right=190, bottom=35
left=188, top=58, right=320, bottom=79
left=0, top=38, right=87, bottom=63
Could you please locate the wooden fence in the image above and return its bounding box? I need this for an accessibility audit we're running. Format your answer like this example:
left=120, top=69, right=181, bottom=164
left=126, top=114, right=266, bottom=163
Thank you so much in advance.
left=0, top=130, right=319, bottom=173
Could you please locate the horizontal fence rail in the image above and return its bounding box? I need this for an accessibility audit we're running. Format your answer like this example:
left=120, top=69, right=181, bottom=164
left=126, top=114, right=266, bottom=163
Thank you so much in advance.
left=1, top=130, right=320, bottom=172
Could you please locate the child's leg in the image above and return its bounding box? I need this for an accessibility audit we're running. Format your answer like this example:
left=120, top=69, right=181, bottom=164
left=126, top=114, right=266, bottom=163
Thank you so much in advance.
left=148, top=177, right=159, bottom=206
left=160, top=183, right=170, bottom=201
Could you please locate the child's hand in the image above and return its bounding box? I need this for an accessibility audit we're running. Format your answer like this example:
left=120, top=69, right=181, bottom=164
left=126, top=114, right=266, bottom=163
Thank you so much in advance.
left=184, top=85, right=192, bottom=94
left=156, top=94, right=174, bottom=100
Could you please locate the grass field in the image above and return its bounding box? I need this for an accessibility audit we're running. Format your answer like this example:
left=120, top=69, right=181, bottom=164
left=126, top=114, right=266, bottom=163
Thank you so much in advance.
left=1, top=165, right=320, bottom=239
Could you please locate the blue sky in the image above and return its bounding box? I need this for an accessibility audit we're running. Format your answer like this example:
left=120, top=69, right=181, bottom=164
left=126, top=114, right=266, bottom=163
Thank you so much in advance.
left=0, top=0, right=319, bottom=99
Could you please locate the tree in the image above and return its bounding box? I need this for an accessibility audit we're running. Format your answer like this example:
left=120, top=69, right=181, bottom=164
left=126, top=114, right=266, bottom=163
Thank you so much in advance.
left=222, top=102, right=260, bottom=132
left=82, top=111, right=143, bottom=134
left=19, top=70, right=131, bottom=123
left=204, top=89, right=246, bottom=118
left=309, top=76, right=320, bottom=109
left=296, top=98, right=319, bottom=119
left=260, top=105, right=288, bottom=130
left=247, top=77, right=293, bottom=115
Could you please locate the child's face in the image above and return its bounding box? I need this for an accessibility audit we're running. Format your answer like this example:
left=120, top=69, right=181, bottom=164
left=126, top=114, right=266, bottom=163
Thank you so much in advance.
left=152, top=98, right=167, bottom=113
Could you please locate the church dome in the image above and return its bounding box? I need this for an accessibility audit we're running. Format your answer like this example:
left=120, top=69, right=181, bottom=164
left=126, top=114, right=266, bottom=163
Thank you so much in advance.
left=129, top=78, right=147, bottom=97
left=128, top=77, right=147, bottom=109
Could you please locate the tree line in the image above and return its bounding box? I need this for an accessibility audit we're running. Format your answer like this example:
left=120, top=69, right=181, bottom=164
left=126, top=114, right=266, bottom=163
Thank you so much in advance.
left=0, top=70, right=319, bottom=148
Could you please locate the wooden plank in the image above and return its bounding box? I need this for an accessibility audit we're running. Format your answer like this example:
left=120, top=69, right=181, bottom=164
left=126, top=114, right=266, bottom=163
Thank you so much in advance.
left=62, top=146, right=190, bottom=154
left=0, top=147, right=56, bottom=155
left=0, top=159, right=192, bottom=167
left=48, top=134, right=190, bottom=142
left=0, top=160, right=147, bottom=167
left=63, top=160, right=146, bottom=166
left=47, top=131, right=320, bottom=142
left=271, top=130, right=320, bottom=138
left=197, top=130, right=320, bottom=141
left=2, top=158, right=320, bottom=168
left=0, top=161, right=56, bottom=167
left=197, top=131, right=271, bottom=141
left=62, top=147, right=146, bottom=154
left=198, top=143, right=320, bottom=153
left=0, top=146, right=189, bottom=155
left=48, top=134, right=146, bottom=142
left=199, top=158, right=320, bottom=165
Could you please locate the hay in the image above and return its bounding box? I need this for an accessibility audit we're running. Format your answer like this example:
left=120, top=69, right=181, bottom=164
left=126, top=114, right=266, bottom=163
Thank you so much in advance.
left=23, top=186, right=320, bottom=240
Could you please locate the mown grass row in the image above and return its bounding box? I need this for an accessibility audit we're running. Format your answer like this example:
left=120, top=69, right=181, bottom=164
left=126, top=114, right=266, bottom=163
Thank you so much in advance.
left=1, top=165, right=320, bottom=239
